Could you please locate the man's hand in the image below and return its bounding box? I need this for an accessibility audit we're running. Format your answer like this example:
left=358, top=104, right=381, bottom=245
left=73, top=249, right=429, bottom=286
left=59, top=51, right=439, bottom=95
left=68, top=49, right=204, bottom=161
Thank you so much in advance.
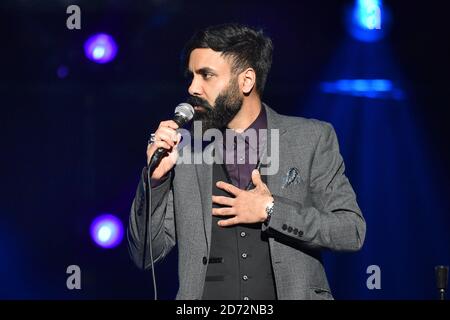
left=146, top=120, right=181, bottom=181
left=212, top=169, right=274, bottom=227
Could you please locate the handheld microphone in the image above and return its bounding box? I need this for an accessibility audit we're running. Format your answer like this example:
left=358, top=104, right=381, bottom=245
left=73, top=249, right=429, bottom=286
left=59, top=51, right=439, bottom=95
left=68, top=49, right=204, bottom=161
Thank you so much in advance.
left=148, top=103, right=194, bottom=172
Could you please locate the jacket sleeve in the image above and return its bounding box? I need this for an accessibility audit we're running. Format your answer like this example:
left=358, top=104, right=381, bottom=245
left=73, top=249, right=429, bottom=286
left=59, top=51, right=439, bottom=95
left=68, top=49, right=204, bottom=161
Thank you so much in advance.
left=262, top=122, right=366, bottom=252
left=127, top=168, right=176, bottom=270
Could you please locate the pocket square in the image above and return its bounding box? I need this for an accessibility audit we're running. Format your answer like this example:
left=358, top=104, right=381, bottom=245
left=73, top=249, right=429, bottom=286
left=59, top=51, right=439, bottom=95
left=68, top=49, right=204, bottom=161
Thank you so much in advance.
left=282, top=167, right=301, bottom=189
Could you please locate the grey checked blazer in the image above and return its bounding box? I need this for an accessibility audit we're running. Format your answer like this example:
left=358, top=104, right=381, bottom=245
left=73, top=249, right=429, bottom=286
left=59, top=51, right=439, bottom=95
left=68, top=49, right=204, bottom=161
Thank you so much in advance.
left=128, top=104, right=366, bottom=300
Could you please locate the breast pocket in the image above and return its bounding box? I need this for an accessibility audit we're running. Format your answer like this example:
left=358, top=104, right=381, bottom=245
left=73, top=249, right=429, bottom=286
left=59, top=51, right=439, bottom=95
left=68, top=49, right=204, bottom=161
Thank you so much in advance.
left=279, top=180, right=308, bottom=203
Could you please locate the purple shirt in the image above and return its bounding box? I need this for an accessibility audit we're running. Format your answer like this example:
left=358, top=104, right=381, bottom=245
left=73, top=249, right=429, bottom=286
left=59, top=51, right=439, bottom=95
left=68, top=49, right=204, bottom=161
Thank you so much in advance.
left=222, top=106, right=267, bottom=189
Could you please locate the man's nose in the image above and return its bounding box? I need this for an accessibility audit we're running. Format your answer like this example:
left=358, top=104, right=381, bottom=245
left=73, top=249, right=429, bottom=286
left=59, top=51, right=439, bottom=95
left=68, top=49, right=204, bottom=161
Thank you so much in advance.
left=188, top=77, right=203, bottom=96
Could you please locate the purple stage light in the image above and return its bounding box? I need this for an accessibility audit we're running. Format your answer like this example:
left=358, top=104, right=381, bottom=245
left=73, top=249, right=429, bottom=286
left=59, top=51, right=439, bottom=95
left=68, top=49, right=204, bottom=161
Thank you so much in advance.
left=90, top=214, right=124, bottom=248
left=84, top=33, right=118, bottom=64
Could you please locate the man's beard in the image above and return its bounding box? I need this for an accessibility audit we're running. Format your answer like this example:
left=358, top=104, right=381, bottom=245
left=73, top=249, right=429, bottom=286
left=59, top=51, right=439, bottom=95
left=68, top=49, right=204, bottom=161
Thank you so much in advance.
left=186, top=78, right=243, bottom=135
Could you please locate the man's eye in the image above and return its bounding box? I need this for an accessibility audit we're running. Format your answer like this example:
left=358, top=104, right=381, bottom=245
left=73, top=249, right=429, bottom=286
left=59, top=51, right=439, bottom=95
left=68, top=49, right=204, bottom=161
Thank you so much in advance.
left=203, top=73, right=213, bottom=79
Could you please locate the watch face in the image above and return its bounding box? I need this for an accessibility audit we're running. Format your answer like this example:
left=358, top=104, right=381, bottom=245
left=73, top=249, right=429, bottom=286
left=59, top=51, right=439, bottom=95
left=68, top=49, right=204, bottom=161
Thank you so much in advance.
left=266, top=202, right=274, bottom=215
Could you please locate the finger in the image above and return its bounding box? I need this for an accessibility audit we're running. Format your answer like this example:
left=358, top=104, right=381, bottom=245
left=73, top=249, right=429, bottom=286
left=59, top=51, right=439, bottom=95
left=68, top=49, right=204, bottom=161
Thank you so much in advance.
left=157, top=127, right=179, bottom=142
left=218, top=217, right=240, bottom=227
left=159, top=120, right=179, bottom=130
left=212, top=195, right=235, bottom=207
left=212, top=207, right=235, bottom=216
left=155, top=131, right=175, bottom=147
left=147, top=140, right=172, bottom=164
left=149, top=140, right=172, bottom=153
left=216, top=181, right=242, bottom=196
left=251, top=169, right=264, bottom=187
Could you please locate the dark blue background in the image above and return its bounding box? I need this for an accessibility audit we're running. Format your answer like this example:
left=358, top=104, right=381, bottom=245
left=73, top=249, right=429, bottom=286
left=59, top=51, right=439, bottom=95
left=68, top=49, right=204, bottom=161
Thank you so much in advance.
left=1, top=0, right=449, bottom=299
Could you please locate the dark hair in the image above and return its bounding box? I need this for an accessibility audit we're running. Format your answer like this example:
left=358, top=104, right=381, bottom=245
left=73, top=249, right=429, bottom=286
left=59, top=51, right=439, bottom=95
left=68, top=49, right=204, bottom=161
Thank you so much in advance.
left=182, top=23, right=273, bottom=95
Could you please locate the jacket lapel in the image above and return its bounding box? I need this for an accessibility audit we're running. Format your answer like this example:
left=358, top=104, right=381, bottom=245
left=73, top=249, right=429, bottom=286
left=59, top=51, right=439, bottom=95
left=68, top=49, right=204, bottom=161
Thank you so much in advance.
left=195, top=142, right=214, bottom=251
left=263, top=104, right=288, bottom=193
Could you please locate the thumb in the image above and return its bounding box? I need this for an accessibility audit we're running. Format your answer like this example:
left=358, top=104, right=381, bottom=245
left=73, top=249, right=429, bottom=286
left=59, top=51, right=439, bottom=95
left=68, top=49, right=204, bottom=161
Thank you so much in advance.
left=251, top=169, right=263, bottom=187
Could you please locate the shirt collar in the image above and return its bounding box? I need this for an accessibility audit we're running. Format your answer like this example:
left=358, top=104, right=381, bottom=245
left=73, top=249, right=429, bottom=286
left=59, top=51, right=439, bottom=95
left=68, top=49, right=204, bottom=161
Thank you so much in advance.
left=223, top=105, right=267, bottom=150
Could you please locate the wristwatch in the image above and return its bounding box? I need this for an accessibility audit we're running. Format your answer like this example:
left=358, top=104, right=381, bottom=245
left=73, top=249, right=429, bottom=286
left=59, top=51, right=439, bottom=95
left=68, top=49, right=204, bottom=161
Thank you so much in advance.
left=264, top=198, right=275, bottom=225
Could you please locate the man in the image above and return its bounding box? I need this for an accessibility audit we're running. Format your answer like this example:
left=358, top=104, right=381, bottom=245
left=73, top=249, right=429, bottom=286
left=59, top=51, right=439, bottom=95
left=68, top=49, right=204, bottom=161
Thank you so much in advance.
left=128, top=23, right=366, bottom=300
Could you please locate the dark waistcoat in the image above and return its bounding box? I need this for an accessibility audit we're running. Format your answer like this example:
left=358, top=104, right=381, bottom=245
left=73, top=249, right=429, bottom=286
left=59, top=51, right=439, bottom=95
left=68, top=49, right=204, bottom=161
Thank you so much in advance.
left=202, top=162, right=277, bottom=300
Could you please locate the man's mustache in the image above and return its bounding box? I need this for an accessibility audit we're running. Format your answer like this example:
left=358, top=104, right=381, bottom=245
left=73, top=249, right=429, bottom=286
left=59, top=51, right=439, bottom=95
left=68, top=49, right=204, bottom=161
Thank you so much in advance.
left=186, top=96, right=213, bottom=112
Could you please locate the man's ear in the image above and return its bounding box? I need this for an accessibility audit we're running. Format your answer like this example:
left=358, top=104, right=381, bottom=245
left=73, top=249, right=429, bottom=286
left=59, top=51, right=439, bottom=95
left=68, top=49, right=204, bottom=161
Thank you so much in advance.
left=240, top=68, right=256, bottom=95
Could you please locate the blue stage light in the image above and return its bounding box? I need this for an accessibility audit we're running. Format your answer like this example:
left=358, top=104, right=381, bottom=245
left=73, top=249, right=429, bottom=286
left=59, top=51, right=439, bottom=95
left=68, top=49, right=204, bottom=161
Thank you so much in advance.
left=57, top=65, right=69, bottom=79
left=356, top=0, right=382, bottom=30
left=347, top=0, right=388, bottom=42
left=321, top=79, right=403, bottom=100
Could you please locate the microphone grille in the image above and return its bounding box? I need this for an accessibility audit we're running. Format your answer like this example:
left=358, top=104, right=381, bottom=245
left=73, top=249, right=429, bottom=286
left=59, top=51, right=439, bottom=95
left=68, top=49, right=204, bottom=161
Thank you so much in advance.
left=175, top=103, right=195, bottom=121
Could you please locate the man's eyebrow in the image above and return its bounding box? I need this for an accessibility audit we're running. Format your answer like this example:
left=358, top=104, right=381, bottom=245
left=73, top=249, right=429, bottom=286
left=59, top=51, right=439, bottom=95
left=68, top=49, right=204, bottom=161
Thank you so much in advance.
left=184, top=67, right=217, bottom=78
left=196, top=67, right=216, bottom=74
